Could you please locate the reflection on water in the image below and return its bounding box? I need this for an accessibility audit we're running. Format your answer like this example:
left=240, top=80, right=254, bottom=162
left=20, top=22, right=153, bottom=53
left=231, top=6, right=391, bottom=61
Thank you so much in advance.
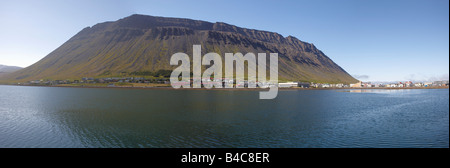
left=0, top=85, right=448, bottom=148
left=341, top=89, right=416, bottom=93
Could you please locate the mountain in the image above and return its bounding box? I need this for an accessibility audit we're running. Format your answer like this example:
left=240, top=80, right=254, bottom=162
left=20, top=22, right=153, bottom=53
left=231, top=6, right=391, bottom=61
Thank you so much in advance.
left=0, top=64, right=22, bottom=75
left=0, top=14, right=357, bottom=84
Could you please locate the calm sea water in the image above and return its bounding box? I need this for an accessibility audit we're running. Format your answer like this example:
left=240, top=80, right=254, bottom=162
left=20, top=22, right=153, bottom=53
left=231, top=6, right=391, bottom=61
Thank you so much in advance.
left=0, top=85, right=448, bottom=148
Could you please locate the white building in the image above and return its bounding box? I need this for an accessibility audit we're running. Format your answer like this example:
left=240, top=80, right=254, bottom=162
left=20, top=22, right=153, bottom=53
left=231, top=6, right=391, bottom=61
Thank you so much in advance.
left=414, top=83, right=424, bottom=87
left=278, top=82, right=298, bottom=88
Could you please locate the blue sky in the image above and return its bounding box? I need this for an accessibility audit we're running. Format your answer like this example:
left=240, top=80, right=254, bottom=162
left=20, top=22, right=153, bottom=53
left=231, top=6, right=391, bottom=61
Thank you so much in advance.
left=0, top=0, right=448, bottom=82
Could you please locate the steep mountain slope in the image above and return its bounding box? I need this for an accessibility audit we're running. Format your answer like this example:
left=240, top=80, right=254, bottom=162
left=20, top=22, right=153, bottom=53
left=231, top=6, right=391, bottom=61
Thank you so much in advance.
left=1, top=14, right=357, bottom=84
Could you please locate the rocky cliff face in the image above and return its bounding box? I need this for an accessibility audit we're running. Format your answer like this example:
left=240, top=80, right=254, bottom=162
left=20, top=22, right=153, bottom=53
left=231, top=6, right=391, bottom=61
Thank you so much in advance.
left=2, top=14, right=357, bottom=83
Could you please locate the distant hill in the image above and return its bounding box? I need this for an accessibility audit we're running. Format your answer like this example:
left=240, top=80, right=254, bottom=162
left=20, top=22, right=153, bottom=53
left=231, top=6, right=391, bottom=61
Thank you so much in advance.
left=0, top=14, right=357, bottom=84
left=0, top=64, right=22, bottom=75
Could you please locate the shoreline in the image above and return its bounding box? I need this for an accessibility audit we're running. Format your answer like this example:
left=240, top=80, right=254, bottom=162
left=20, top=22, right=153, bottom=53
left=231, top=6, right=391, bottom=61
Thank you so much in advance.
left=1, top=84, right=448, bottom=91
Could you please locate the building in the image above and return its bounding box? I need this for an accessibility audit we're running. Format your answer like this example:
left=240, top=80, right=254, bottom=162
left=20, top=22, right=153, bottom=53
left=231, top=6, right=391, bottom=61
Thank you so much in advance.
left=278, top=82, right=298, bottom=88
left=375, top=84, right=385, bottom=87
left=433, top=81, right=449, bottom=86
left=350, top=81, right=362, bottom=88
left=297, top=82, right=310, bottom=88
left=335, top=83, right=345, bottom=88
left=362, top=82, right=373, bottom=87
left=414, top=83, right=424, bottom=87
left=387, top=84, right=397, bottom=87
left=405, top=81, right=413, bottom=87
